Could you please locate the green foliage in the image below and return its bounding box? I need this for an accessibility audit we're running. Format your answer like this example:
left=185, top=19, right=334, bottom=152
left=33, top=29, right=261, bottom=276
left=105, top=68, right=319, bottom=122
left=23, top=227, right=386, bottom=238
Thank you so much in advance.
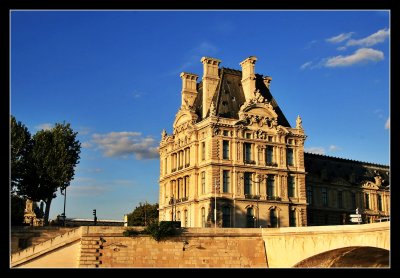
left=11, top=116, right=32, bottom=193
left=12, top=117, right=81, bottom=225
left=127, top=202, right=159, bottom=226
left=11, top=194, right=25, bottom=226
left=122, top=229, right=141, bottom=237
left=123, top=221, right=182, bottom=242
left=144, top=221, right=182, bottom=241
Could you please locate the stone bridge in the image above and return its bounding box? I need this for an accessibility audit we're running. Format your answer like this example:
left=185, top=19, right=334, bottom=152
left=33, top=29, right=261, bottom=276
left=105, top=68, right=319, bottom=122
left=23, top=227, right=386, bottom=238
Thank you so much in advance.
left=10, top=222, right=389, bottom=268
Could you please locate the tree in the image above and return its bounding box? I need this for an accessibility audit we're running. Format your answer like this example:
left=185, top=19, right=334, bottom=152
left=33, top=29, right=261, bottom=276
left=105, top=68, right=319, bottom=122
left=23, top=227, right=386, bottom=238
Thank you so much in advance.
left=11, top=194, right=25, bottom=226
left=127, top=202, right=159, bottom=226
left=18, top=122, right=81, bottom=225
left=11, top=116, right=32, bottom=193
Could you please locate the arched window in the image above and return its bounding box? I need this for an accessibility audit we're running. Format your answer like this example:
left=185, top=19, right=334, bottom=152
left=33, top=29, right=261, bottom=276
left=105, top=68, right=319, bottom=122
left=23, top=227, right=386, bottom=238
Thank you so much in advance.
left=201, top=207, right=206, bottom=227
left=177, top=211, right=181, bottom=221
left=270, top=208, right=278, bottom=228
left=222, top=206, right=231, bottom=227
left=246, top=207, right=255, bottom=228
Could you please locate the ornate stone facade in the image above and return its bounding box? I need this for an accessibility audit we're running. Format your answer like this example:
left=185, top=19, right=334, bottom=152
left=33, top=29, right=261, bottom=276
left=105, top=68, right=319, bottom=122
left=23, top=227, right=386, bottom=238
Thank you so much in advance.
left=159, top=56, right=308, bottom=228
left=304, top=153, right=390, bottom=225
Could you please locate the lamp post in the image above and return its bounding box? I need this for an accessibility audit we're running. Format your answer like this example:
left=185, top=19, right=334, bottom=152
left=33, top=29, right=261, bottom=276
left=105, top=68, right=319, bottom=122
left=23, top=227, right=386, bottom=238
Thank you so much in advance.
left=241, top=173, right=266, bottom=228
left=61, top=186, right=67, bottom=226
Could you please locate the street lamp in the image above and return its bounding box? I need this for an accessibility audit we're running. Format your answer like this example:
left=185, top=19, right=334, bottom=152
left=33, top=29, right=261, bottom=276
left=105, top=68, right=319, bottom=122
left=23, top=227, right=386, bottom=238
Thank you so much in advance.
left=60, top=186, right=67, bottom=226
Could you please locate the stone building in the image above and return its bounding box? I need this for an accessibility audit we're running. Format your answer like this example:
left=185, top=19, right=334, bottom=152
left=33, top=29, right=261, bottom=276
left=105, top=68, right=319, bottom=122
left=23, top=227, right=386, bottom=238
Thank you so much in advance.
left=304, top=153, right=390, bottom=225
left=158, top=56, right=390, bottom=228
left=159, top=56, right=308, bottom=228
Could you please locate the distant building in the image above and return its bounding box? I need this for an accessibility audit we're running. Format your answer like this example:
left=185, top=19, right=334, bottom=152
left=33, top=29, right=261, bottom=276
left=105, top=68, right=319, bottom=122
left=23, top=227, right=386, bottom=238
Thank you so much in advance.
left=54, top=216, right=124, bottom=227
left=158, top=56, right=389, bottom=228
left=304, top=153, right=390, bottom=225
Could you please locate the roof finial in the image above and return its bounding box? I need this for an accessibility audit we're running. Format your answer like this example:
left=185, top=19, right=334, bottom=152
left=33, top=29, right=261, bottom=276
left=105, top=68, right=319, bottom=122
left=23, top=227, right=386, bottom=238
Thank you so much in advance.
left=296, top=115, right=303, bottom=129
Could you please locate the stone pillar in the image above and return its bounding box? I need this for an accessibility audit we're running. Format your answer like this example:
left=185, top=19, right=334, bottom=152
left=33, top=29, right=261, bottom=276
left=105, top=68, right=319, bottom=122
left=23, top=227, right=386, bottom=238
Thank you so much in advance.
left=180, top=72, right=198, bottom=108
left=240, top=56, right=257, bottom=102
left=201, top=57, right=221, bottom=118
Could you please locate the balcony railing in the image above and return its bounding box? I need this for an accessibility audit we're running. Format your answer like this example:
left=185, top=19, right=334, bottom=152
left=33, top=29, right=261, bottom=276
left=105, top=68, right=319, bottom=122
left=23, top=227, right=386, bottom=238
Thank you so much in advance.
left=266, top=162, right=278, bottom=167
left=244, top=194, right=261, bottom=200
left=176, top=197, right=188, bottom=203
left=244, top=160, right=256, bottom=165
left=267, top=196, right=281, bottom=201
left=171, top=168, right=176, bottom=173
left=185, top=163, right=190, bottom=168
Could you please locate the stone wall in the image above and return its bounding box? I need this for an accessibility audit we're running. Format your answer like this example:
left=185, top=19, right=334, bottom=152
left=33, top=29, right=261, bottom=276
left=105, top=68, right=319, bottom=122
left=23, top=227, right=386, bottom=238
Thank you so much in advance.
left=79, top=227, right=267, bottom=268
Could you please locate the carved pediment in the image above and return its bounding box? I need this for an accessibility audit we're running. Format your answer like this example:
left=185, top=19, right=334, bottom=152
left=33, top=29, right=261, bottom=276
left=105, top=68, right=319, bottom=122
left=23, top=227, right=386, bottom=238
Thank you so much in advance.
left=360, top=180, right=380, bottom=190
left=173, top=109, right=198, bottom=134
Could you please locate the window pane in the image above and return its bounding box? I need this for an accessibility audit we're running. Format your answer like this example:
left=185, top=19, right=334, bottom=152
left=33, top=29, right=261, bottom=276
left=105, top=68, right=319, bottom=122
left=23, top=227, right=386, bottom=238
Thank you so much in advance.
left=287, top=149, right=294, bottom=166
left=223, top=140, right=229, bottom=159
left=223, top=170, right=230, bottom=193
left=244, top=172, right=252, bottom=195
left=288, top=176, right=295, bottom=197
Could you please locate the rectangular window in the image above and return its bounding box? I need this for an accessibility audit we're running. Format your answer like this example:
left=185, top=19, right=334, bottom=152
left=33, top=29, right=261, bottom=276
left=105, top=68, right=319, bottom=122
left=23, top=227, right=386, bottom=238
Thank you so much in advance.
left=307, top=186, right=313, bottom=205
left=267, top=176, right=275, bottom=198
left=338, top=191, right=343, bottom=208
left=223, top=170, right=230, bottom=193
left=244, top=143, right=252, bottom=163
left=244, top=172, right=252, bottom=195
left=365, top=193, right=370, bottom=209
left=201, top=171, right=206, bottom=194
left=322, top=187, right=328, bottom=207
left=351, top=192, right=356, bottom=209
left=223, top=140, right=229, bottom=160
left=266, top=146, right=273, bottom=164
left=287, top=148, right=294, bottom=166
left=185, top=148, right=190, bottom=167
left=201, top=142, right=205, bottom=161
left=245, top=133, right=251, bottom=139
left=223, top=130, right=229, bottom=136
left=288, top=176, right=295, bottom=198
left=289, top=210, right=296, bottom=227
left=377, top=194, right=382, bottom=211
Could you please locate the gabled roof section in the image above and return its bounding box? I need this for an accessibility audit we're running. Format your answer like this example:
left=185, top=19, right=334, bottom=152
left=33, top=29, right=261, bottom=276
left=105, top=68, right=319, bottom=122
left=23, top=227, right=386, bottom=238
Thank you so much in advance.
left=193, top=67, right=291, bottom=127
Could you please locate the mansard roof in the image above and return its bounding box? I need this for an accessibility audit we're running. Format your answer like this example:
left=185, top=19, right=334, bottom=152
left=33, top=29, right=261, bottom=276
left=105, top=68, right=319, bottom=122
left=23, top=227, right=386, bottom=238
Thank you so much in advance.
left=304, top=152, right=390, bottom=187
left=193, top=67, right=291, bottom=127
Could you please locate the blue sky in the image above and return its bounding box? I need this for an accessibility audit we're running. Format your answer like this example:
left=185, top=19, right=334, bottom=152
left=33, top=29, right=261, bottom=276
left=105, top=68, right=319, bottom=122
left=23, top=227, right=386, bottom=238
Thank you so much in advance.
left=10, top=10, right=390, bottom=221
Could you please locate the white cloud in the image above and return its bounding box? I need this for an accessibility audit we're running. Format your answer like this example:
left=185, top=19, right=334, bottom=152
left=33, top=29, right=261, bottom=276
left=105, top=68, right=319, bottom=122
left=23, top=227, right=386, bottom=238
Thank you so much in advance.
left=81, top=142, right=93, bottom=148
left=78, top=127, right=92, bottom=135
left=325, top=48, right=384, bottom=67
left=385, top=118, right=390, bottom=129
left=35, top=123, right=53, bottom=131
left=328, top=145, right=342, bottom=152
left=304, top=147, right=325, bottom=155
left=326, top=32, right=354, bottom=43
left=300, top=61, right=313, bottom=70
left=337, top=46, right=347, bottom=51
left=347, top=28, right=390, bottom=47
left=91, top=131, right=159, bottom=159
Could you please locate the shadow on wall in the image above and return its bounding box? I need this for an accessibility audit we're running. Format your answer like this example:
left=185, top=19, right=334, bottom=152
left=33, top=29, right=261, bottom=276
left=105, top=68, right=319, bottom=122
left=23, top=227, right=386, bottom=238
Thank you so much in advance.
left=293, top=246, right=389, bottom=268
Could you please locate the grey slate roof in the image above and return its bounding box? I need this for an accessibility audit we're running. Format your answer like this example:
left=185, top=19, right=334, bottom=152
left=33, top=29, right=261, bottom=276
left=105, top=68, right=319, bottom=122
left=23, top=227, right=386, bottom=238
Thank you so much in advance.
left=304, top=152, right=390, bottom=187
left=194, top=67, right=291, bottom=127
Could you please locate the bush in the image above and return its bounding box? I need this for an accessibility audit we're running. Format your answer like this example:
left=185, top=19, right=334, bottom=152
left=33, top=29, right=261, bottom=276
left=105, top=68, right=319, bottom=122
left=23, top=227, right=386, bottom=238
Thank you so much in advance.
left=123, top=221, right=182, bottom=242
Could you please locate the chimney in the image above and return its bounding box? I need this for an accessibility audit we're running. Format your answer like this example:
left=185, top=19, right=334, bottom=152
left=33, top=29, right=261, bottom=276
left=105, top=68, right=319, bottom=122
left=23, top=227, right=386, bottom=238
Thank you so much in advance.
left=201, top=57, right=221, bottom=118
left=180, top=72, right=198, bottom=108
left=240, top=56, right=257, bottom=102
